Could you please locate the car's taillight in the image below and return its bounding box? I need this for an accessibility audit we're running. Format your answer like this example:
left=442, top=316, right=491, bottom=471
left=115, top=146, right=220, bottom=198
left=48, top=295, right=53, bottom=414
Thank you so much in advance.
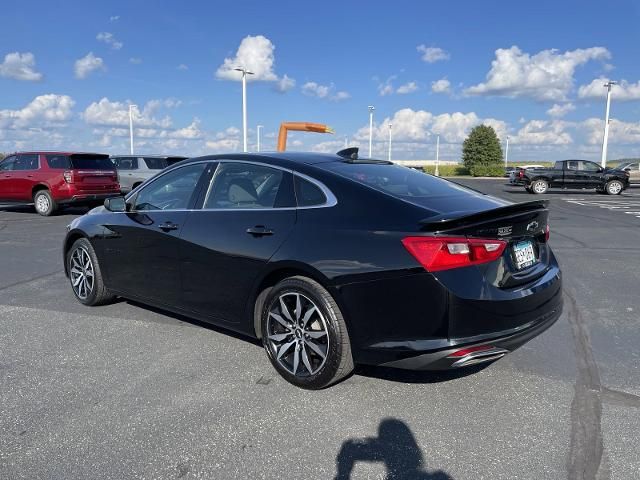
left=63, top=170, right=73, bottom=183
left=402, top=236, right=507, bottom=272
left=518, top=170, right=524, bottom=178
left=545, top=224, right=550, bottom=242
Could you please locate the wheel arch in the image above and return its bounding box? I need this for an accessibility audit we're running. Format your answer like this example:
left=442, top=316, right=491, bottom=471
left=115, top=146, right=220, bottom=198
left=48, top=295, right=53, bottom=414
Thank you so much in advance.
left=63, top=230, right=88, bottom=277
left=31, top=183, right=50, bottom=197
left=248, top=262, right=335, bottom=339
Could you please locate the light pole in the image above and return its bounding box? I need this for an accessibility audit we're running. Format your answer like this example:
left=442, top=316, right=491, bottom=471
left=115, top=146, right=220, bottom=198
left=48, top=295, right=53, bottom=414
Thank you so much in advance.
left=256, top=125, right=263, bottom=152
left=128, top=104, right=138, bottom=155
left=368, top=105, right=375, bottom=158
left=435, top=135, right=440, bottom=176
left=344, top=136, right=348, bottom=148
left=505, top=135, right=510, bottom=168
left=601, top=80, right=616, bottom=168
left=388, top=123, right=392, bottom=162
left=234, top=67, right=254, bottom=152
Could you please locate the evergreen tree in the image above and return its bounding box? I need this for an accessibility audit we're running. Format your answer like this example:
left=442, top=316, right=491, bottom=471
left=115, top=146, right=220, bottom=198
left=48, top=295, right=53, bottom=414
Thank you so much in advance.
left=462, top=125, right=504, bottom=176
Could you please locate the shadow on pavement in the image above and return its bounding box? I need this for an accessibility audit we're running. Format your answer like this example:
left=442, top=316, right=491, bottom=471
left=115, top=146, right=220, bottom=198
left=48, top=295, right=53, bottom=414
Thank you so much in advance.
left=0, top=204, right=92, bottom=216
left=335, top=418, right=453, bottom=479
left=354, top=363, right=489, bottom=384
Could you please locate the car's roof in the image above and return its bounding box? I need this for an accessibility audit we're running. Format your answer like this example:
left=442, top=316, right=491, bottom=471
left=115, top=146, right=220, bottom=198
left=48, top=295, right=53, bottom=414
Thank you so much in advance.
left=8, top=151, right=108, bottom=156
left=111, top=154, right=188, bottom=158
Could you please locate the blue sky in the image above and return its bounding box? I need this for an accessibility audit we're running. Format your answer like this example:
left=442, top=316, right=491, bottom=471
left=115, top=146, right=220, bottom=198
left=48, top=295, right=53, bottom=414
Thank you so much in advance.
left=1, top=0, right=639, bottom=161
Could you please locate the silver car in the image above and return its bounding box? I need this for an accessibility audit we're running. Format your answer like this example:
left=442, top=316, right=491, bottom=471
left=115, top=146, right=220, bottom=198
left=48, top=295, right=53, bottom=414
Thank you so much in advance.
left=111, top=155, right=187, bottom=193
left=614, top=161, right=640, bottom=184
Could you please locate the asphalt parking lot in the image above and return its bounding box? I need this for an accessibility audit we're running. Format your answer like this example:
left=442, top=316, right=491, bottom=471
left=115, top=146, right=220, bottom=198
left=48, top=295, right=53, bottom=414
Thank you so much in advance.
left=1, top=180, right=639, bottom=480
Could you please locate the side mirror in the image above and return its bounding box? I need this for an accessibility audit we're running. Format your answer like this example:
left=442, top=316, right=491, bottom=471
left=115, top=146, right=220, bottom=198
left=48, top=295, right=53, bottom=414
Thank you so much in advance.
left=104, top=196, right=126, bottom=212
left=624, top=167, right=631, bottom=172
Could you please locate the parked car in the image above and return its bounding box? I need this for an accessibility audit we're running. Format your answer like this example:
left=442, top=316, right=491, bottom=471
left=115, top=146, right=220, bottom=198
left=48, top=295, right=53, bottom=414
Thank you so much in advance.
left=522, top=159, right=630, bottom=195
left=0, top=152, right=120, bottom=215
left=64, top=148, right=562, bottom=389
left=509, top=164, right=544, bottom=184
left=111, top=155, right=188, bottom=193
left=613, top=161, right=640, bottom=184
left=504, top=166, right=516, bottom=178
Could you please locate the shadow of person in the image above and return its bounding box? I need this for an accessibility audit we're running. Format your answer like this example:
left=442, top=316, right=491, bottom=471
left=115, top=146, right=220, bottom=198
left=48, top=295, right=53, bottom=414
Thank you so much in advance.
left=335, top=418, right=452, bottom=479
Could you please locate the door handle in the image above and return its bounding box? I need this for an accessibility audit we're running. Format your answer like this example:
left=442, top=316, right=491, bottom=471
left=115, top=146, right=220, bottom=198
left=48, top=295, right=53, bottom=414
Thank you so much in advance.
left=158, top=222, right=179, bottom=231
left=246, top=225, right=274, bottom=237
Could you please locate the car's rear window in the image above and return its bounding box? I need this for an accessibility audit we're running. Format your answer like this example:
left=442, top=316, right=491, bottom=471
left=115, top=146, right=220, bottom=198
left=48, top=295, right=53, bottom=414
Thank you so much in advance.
left=69, top=155, right=114, bottom=170
left=322, top=162, right=477, bottom=208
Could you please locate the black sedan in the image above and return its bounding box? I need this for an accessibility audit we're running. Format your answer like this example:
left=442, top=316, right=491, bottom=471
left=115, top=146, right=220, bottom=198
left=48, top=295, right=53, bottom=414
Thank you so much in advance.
left=64, top=148, right=562, bottom=389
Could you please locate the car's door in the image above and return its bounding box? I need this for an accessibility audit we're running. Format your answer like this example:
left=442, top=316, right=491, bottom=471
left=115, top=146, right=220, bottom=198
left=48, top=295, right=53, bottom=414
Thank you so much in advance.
left=12, top=154, right=40, bottom=201
left=627, top=162, right=640, bottom=183
left=562, top=160, right=583, bottom=187
left=0, top=155, right=18, bottom=201
left=579, top=161, right=603, bottom=188
left=101, top=162, right=209, bottom=306
left=179, top=160, right=297, bottom=323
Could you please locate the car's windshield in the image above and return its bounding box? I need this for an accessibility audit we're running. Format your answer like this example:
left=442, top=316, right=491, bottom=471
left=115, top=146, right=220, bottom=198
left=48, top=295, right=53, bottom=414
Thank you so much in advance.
left=69, top=155, right=115, bottom=170
left=323, top=161, right=482, bottom=208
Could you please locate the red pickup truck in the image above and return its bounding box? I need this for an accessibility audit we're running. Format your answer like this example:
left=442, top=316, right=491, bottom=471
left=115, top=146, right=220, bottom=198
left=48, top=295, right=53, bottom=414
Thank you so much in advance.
left=0, top=152, right=120, bottom=215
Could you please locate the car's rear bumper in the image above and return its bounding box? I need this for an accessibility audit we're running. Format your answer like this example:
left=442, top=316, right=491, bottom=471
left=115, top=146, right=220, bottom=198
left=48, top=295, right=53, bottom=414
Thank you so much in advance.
left=58, top=192, right=121, bottom=205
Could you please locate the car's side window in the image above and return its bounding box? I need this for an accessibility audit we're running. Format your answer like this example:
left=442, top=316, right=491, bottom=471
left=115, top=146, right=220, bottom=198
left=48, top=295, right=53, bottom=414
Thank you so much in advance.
left=45, top=155, right=71, bottom=169
left=0, top=155, right=17, bottom=171
left=567, top=161, right=579, bottom=170
left=203, top=162, right=291, bottom=209
left=580, top=161, right=600, bottom=172
left=295, top=176, right=327, bottom=207
left=14, top=154, right=39, bottom=171
left=133, top=163, right=206, bottom=211
left=113, top=157, right=137, bottom=170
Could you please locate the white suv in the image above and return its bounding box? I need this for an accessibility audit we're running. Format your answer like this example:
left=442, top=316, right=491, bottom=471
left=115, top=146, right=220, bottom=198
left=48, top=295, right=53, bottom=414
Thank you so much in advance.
left=111, top=155, right=187, bottom=193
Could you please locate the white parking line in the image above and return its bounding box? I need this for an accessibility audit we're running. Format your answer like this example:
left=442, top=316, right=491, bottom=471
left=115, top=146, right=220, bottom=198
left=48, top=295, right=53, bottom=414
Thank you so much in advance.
left=562, top=197, right=640, bottom=218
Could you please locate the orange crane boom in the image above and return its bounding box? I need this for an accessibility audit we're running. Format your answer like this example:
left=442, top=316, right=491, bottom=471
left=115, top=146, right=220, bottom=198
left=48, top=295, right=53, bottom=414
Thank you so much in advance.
left=277, top=122, right=334, bottom=151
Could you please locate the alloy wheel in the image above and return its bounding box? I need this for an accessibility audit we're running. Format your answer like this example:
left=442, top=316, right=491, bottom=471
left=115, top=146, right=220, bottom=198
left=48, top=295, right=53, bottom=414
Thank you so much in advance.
left=36, top=194, right=50, bottom=213
left=266, top=292, right=329, bottom=377
left=608, top=181, right=622, bottom=195
left=533, top=181, right=547, bottom=193
left=69, top=246, right=95, bottom=300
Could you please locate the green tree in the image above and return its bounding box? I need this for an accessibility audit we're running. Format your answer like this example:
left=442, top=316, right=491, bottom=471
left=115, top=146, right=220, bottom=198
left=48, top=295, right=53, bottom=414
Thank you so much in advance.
left=0, top=153, right=5, bottom=161
left=462, top=125, right=504, bottom=176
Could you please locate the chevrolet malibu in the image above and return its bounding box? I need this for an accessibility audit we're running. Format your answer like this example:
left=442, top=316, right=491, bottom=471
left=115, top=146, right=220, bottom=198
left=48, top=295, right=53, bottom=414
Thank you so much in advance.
left=63, top=148, right=562, bottom=389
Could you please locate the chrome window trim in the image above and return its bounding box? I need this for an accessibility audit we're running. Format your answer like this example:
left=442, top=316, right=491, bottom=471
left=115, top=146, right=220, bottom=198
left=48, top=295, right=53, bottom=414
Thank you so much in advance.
left=121, top=158, right=338, bottom=213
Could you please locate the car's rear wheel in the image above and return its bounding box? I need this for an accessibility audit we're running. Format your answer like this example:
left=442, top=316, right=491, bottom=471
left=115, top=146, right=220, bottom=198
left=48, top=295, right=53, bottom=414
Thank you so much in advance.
left=531, top=180, right=548, bottom=194
left=605, top=180, right=623, bottom=195
left=33, top=189, right=56, bottom=216
left=67, top=238, right=115, bottom=306
left=260, top=276, right=353, bottom=389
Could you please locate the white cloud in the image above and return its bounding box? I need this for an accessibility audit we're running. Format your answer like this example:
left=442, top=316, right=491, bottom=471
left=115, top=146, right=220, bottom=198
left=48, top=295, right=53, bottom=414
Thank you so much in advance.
left=0, top=52, right=43, bottom=81
left=577, top=78, right=640, bottom=102
left=177, top=64, right=189, bottom=71
left=396, top=81, right=418, bottom=94
left=129, top=57, right=142, bottom=64
left=547, top=103, right=575, bottom=117
left=274, top=74, right=296, bottom=93
left=83, top=98, right=173, bottom=128
left=216, top=35, right=278, bottom=82
left=417, top=45, right=450, bottom=63
left=0, top=94, right=75, bottom=129
left=581, top=117, right=640, bottom=145
left=96, top=32, right=123, bottom=50
left=170, top=119, right=203, bottom=139
left=74, top=52, right=105, bottom=79
left=512, top=120, right=573, bottom=145
left=465, top=46, right=611, bottom=101
left=302, top=82, right=350, bottom=101
left=110, top=15, right=120, bottom=22
left=431, top=78, right=451, bottom=94
left=311, top=139, right=353, bottom=153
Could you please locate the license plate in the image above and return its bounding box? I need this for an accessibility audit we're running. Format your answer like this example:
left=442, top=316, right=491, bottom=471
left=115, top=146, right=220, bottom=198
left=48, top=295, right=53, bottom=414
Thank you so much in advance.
left=513, top=240, right=536, bottom=269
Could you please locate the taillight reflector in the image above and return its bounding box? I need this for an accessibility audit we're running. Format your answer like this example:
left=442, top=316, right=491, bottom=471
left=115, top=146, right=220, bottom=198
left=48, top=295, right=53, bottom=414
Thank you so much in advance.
left=545, top=224, right=550, bottom=242
left=63, top=170, right=73, bottom=183
left=402, top=236, right=507, bottom=272
left=447, top=345, right=494, bottom=358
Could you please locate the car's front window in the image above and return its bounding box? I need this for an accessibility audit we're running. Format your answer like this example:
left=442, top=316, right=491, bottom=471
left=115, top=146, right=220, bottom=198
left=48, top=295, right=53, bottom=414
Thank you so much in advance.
left=133, top=163, right=206, bottom=211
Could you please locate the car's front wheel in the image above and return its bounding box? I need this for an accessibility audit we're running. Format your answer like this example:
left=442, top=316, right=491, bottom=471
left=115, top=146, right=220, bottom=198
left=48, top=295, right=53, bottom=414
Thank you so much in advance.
left=605, top=180, right=623, bottom=195
left=260, top=276, right=353, bottom=389
left=33, top=189, right=56, bottom=216
left=67, top=238, right=115, bottom=306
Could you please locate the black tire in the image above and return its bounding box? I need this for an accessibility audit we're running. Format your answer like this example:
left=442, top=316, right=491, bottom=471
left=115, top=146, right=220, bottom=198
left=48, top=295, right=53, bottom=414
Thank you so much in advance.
left=67, top=238, right=115, bottom=306
left=525, top=186, right=533, bottom=193
left=33, top=189, right=57, bottom=216
left=530, top=179, right=548, bottom=194
left=260, top=276, right=353, bottom=389
left=605, top=180, right=623, bottom=195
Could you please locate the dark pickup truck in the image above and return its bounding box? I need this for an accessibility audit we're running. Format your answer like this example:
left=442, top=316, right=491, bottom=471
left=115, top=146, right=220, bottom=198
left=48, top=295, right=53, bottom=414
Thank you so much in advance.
left=522, top=159, right=630, bottom=195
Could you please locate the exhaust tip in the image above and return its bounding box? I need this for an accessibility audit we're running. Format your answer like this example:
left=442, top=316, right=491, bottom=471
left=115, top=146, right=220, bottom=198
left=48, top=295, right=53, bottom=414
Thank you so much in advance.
left=447, top=345, right=509, bottom=368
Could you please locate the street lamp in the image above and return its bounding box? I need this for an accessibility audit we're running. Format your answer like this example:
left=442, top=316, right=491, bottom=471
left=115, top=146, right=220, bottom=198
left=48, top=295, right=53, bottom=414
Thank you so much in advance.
left=601, top=80, right=616, bottom=168
left=368, top=106, right=375, bottom=158
left=505, top=135, right=510, bottom=168
left=128, top=104, right=138, bottom=155
left=388, top=123, right=392, bottom=162
left=435, top=135, right=440, bottom=177
left=234, top=67, right=254, bottom=152
left=256, top=125, right=263, bottom=152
